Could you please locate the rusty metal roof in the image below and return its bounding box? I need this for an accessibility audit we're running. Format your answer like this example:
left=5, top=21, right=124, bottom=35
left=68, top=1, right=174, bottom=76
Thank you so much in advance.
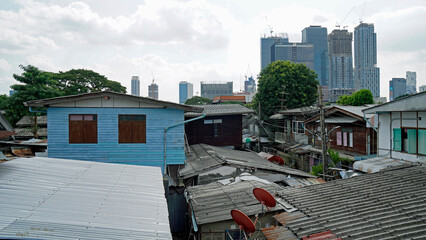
left=262, top=226, right=297, bottom=240
left=301, top=230, right=341, bottom=240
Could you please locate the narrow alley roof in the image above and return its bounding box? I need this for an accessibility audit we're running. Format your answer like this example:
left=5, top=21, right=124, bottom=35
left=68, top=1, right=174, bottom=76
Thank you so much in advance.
left=185, top=104, right=254, bottom=117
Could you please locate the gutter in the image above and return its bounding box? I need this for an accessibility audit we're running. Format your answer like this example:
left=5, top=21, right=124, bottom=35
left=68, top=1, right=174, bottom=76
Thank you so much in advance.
left=29, top=106, right=47, bottom=114
left=163, top=113, right=205, bottom=175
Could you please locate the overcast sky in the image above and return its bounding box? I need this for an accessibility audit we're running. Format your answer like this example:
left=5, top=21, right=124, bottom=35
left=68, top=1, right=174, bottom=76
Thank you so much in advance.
left=1, top=0, right=425, bottom=103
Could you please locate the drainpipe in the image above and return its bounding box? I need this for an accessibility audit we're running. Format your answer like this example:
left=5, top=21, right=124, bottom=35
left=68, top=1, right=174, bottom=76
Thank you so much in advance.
left=28, top=107, right=47, bottom=139
left=163, top=113, right=205, bottom=175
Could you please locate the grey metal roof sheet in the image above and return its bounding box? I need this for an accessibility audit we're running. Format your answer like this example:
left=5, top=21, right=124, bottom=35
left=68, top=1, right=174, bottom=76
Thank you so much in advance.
left=13, top=127, right=48, bottom=137
left=270, top=164, right=426, bottom=239
left=0, top=157, right=172, bottom=239
left=186, top=175, right=284, bottom=225
left=363, top=91, right=426, bottom=114
left=180, top=144, right=314, bottom=179
left=185, top=104, right=254, bottom=117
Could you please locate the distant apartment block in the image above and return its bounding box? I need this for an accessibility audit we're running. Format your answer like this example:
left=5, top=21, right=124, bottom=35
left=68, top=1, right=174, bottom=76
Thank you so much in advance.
left=302, top=25, right=329, bottom=86
left=201, top=82, right=233, bottom=100
left=328, top=29, right=354, bottom=90
left=148, top=80, right=159, bottom=100
left=354, top=23, right=380, bottom=98
left=389, top=78, right=406, bottom=101
left=261, top=33, right=289, bottom=70
left=419, top=85, right=426, bottom=92
left=406, top=71, right=417, bottom=94
left=131, top=76, right=140, bottom=96
left=179, top=81, right=193, bottom=104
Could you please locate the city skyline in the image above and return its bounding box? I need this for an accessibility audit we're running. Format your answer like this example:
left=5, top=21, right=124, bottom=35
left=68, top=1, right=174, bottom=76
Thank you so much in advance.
left=0, top=0, right=425, bottom=103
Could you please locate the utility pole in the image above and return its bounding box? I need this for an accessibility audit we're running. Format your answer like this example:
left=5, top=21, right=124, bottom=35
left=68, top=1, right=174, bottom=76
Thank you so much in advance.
left=258, top=102, right=261, bottom=152
left=318, top=86, right=327, bottom=180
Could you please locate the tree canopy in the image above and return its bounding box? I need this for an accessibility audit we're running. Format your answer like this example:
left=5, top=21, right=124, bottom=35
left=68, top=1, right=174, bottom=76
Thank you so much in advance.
left=2, top=65, right=126, bottom=126
left=253, top=61, right=318, bottom=117
left=337, top=89, right=374, bottom=106
left=184, top=96, right=212, bottom=105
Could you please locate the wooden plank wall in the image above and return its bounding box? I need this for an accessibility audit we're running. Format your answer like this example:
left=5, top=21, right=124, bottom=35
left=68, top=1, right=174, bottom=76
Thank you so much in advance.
left=47, top=107, right=185, bottom=170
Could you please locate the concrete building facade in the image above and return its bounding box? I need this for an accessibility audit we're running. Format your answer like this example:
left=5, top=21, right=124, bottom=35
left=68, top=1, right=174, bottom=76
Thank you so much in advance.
left=354, top=23, right=380, bottom=97
left=200, top=81, right=233, bottom=100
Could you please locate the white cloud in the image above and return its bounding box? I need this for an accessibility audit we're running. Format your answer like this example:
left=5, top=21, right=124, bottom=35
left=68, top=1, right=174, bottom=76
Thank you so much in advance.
left=0, top=59, right=12, bottom=71
left=25, top=54, right=56, bottom=71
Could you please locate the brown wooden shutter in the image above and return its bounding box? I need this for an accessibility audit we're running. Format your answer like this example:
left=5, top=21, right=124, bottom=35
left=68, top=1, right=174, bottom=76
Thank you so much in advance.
left=133, top=120, right=146, bottom=143
left=84, top=121, right=98, bottom=143
left=69, top=121, right=84, bottom=143
left=119, top=121, right=133, bottom=143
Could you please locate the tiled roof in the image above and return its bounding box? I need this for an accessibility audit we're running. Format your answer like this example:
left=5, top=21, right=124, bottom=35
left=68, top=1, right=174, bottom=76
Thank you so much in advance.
left=14, top=127, right=47, bottom=137
left=0, top=157, right=171, bottom=239
left=185, top=104, right=254, bottom=117
left=15, top=115, right=47, bottom=127
left=180, top=144, right=315, bottom=179
left=268, top=165, right=426, bottom=239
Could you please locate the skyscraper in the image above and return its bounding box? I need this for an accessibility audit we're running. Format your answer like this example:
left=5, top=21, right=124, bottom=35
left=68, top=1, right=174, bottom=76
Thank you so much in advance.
left=328, top=29, right=354, bottom=90
left=131, top=76, right=140, bottom=96
left=389, top=78, right=406, bottom=101
left=148, top=80, right=158, bottom=100
left=406, top=71, right=417, bottom=94
left=354, top=23, right=380, bottom=97
left=302, top=25, right=329, bottom=86
left=260, top=33, right=289, bottom=70
left=179, top=81, right=193, bottom=104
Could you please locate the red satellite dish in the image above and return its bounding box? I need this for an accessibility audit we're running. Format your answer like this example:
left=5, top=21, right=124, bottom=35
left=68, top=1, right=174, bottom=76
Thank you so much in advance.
left=253, top=187, right=276, bottom=208
left=230, top=209, right=256, bottom=234
left=268, top=155, right=284, bottom=165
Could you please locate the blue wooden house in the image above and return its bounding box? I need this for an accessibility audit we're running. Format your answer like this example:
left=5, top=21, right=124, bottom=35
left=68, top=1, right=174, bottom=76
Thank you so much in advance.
left=25, top=91, right=202, bottom=171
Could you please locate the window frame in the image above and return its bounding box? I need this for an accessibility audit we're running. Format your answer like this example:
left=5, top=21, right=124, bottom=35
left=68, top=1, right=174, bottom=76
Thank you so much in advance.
left=69, top=114, right=98, bottom=144
left=118, top=114, right=146, bottom=144
left=393, top=127, right=426, bottom=155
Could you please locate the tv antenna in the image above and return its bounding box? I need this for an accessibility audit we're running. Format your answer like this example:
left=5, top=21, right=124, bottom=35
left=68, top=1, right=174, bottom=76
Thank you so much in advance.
left=230, top=187, right=276, bottom=239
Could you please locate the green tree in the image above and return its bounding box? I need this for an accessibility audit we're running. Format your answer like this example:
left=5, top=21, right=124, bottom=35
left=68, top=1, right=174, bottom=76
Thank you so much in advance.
left=54, top=69, right=126, bottom=95
left=184, top=96, right=212, bottom=105
left=6, top=65, right=62, bottom=125
left=253, top=61, right=318, bottom=118
left=337, top=89, right=374, bottom=106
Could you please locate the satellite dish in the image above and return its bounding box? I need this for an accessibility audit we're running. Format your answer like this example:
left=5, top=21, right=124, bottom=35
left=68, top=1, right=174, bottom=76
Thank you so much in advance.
left=253, top=188, right=276, bottom=210
left=230, top=209, right=256, bottom=234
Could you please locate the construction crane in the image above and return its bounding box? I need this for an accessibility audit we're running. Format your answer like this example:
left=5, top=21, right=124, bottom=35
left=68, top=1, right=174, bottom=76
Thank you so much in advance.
left=264, top=16, right=274, bottom=37
left=359, top=1, right=366, bottom=23
left=336, top=6, right=355, bottom=29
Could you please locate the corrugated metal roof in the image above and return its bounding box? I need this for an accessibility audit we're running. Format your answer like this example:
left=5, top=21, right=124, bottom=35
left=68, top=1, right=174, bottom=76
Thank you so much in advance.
left=262, top=226, right=297, bottom=240
left=186, top=174, right=284, bottom=225
left=185, top=104, right=254, bottom=117
left=0, top=157, right=172, bottom=239
left=180, top=144, right=315, bottom=179
left=14, top=127, right=48, bottom=137
left=271, top=164, right=426, bottom=239
left=301, top=230, right=341, bottom=240
left=353, top=156, right=421, bottom=173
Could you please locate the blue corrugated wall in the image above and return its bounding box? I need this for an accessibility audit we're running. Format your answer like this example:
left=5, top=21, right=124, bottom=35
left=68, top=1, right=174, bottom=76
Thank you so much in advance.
left=47, top=107, right=186, bottom=170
